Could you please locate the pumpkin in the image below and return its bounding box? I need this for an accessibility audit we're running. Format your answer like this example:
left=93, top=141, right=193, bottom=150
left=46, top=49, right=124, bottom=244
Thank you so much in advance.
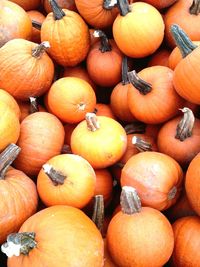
left=164, top=0, right=200, bottom=48
left=107, top=186, right=174, bottom=267
left=112, top=1, right=165, bottom=58
left=63, top=123, right=77, bottom=145
left=142, top=0, right=177, bottom=9
left=9, top=0, right=41, bottom=10
left=185, top=153, right=200, bottom=216
left=147, top=48, right=171, bottom=67
left=41, top=0, right=90, bottom=67
left=0, top=144, right=38, bottom=244
left=157, top=107, right=200, bottom=167
left=75, top=0, right=118, bottom=29
left=0, top=0, right=32, bottom=47
left=121, top=151, right=183, bottom=210
left=71, top=113, right=127, bottom=169
left=27, top=10, right=45, bottom=44
left=42, top=0, right=77, bottom=13
left=94, top=103, right=116, bottom=119
left=0, top=101, right=20, bottom=152
left=14, top=112, right=65, bottom=176
left=0, top=39, right=54, bottom=101
left=46, top=77, right=96, bottom=123
left=127, top=66, right=184, bottom=124
left=2, top=205, right=104, bottom=267
left=172, top=216, right=200, bottom=266
left=0, top=89, right=20, bottom=119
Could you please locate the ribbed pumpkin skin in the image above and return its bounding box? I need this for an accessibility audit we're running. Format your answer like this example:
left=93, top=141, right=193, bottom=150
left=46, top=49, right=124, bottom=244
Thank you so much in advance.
left=0, top=39, right=54, bottom=101
left=41, top=9, right=90, bottom=67
left=0, top=1, right=32, bottom=47
left=14, top=112, right=65, bottom=176
left=7, top=205, right=104, bottom=267
left=0, top=168, right=38, bottom=244
left=75, top=0, right=118, bottom=29
left=107, top=207, right=174, bottom=267
left=113, top=2, right=165, bottom=58
left=172, top=216, right=200, bottom=267
left=9, top=0, right=41, bottom=10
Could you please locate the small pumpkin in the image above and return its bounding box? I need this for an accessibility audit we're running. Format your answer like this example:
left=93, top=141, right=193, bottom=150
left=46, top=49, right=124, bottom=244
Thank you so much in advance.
left=147, top=48, right=171, bottom=67
left=9, top=0, right=41, bottom=10
left=94, top=103, right=116, bottom=120
left=142, top=0, right=177, bottom=9
left=0, top=89, right=20, bottom=119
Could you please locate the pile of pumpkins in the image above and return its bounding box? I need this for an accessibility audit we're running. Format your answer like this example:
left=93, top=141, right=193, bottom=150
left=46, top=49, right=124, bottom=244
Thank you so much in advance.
left=1, top=0, right=200, bottom=266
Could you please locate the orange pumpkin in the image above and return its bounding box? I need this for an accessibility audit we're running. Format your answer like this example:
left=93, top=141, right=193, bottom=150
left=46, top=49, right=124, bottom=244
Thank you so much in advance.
left=14, top=112, right=65, bottom=176
left=107, top=186, right=174, bottom=267
left=42, top=0, right=77, bottom=13
left=71, top=113, right=127, bottom=169
left=27, top=10, right=45, bottom=44
left=121, top=151, right=183, bottom=210
left=0, top=39, right=54, bottom=101
left=142, top=0, right=177, bottom=9
left=94, top=103, right=116, bottom=119
left=41, top=0, right=90, bottom=67
left=47, top=77, right=96, bottom=123
left=0, top=0, right=32, bottom=47
left=147, top=48, right=171, bottom=67
left=9, top=0, right=41, bottom=10
left=2, top=205, right=104, bottom=267
left=0, top=89, right=20, bottom=119
left=64, top=123, right=77, bottom=145
left=112, top=1, right=165, bottom=58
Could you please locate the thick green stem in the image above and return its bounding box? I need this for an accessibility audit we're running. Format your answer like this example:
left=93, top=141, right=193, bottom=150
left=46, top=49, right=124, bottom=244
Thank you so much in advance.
left=32, top=42, right=50, bottom=58
left=170, top=24, right=198, bottom=58
left=124, top=122, right=146, bottom=134
left=49, top=0, right=65, bottom=20
left=120, top=186, right=142, bottom=215
left=92, top=195, right=104, bottom=235
left=117, top=0, right=130, bottom=16
left=42, top=164, right=66, bottom=185
left=29, top=97, right=39, bottom=114
left=86, top=113, right=100, bottom=132
left=175, top=107, right=195, bottom=141
left=0, top=144, right=21, bottom=180
left=189, top=0, right=200, bottom=15
left=132, top=136, right=152, bottom=152
left=93, top=30, right=111, bottom=53
left=122, top=56, right=129, bottom=85
left=127, top=70, right=152, bottom=95
left=32, top=20, right=42, bottom=30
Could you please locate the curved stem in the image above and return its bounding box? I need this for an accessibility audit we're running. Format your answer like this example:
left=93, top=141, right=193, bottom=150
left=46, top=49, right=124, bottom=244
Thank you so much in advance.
left=1, top=232, right=36, bottom=257
left=124, top=122, right=146, bottom=134
left=49, top=0, right=65, bottom=20
left=120, top=186, right=141, bottom=215
left=86, top=113, right=100, bottom=132
left=122, top=56, right=129, bottom=85
left=32, top=42, right=50, bottom=58
left=92, top=195, right=104, bottom=235
left=0, top=144, right=21, bottom=180
left=170, top=24, right=197, bottom=58
left=42, top=164, right=66, bottom=185
left=32, top=20, right=42, bottom=30
left=175, top=107, right=195, bottom=141
left=132, top=136, right=152, bottom=152
left=29, top=97, right=39, bottom=114
left=128, top=70, right=152, bottom=95
left=189, top=0, right=200, bottom=15
left=103, top=0, right=118, bottom=9
left=116, top=0, right=130, bottom=16
left=93, top=30, right=111, bottom=53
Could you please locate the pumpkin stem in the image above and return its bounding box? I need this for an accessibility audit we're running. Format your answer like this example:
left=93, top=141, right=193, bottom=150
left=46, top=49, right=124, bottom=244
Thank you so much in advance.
left=29, top=97, right=39, bottom=114
left=127, top=70, right=152, bottom=95
left=175, top=107, right=195, bottom=141
left=86, top=113, right=100, bottom=132
left=168, top=186, right=177, bottom=200
left=49, top=0, right=65, bottom=20
left=0, top=144, right=21, bottom=180
left=1, top=232, right=37, bottom=257
left=132, top=136, right=152, bottom=152
left=92, top=195, right=104, bottom=235
left=93, top=30, right=111, bottom=52
left=61, top=144, right=72, bottom=154
left=103, top=0, right=118, bottom=9
left=31, top=20, right=42, bottom=30
left=122, top=56, right=129, bottom=85
left=124, top=122, right=146, bottom=134
left=42, top=164, right=67, bottom=185
left=189, top=0, right=200, bottom=15
left=170, top=24, right=198, bottom=58
left=120, top=186, right=142, bottom=215
left=116, top=0, right=130, bottom=16
left=32, top=41, right=50, bottom=58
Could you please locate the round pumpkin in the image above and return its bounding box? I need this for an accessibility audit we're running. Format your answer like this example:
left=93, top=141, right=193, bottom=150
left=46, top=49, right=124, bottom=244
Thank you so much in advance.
left=0, top=89, right=20, bottom=119
left=147, top=48, right=171, bottom=67
left=94, top=103, right=116, bottom=119
left=9, top=0, right=41, bottom=10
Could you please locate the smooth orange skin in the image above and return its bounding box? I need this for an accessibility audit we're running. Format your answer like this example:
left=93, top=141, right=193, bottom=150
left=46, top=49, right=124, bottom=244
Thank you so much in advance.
left=7, top=205, right=104, bottom=267
left=27, top=10, right=45, bottom=44
left=42, top=0, right=77, bottom=13
left=104, top=239, right=118, bottom=267
left=0, top=167, right=38, bottom=244
left=71, top=116, right=127, bottom=169
left=142, top=0, right=177, bottom=9
left=87, top=39, right=123, bottom=87
left=0, top=1, right=32, bottom=47
left=147, top=48, right=171, bottom=67
left=127, top=66, right=184, bottom=124
left=9, top=0, right=40, bottom=10
left=121, top=151, right=184, bottom=211
left=0, top=39, right=54, bottom=101
left=0, top=101, right=20, bottom=152
left=0, top=89, right=20, bottom=119
left=17, top=101, right=46, bottom=122
left=95, top=103, right=116, bottom=120
left=107, top=207, right=174, bottom=267
left=164, top=0, right=200, bottom=48
left=47, top=77, right=96, bottom=124
left=157, top=115, right=200, bottom=167
left=172, top=216, right=200, bottom=267
left=113, top=2, right=165, bottom=58
left=41, top=9, right=90, bottom=67
left=14, top=112, right=65, bottom=176
left=185, top=153, right=200, bottom=216
left=75, top=0, right=118, bottom=29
